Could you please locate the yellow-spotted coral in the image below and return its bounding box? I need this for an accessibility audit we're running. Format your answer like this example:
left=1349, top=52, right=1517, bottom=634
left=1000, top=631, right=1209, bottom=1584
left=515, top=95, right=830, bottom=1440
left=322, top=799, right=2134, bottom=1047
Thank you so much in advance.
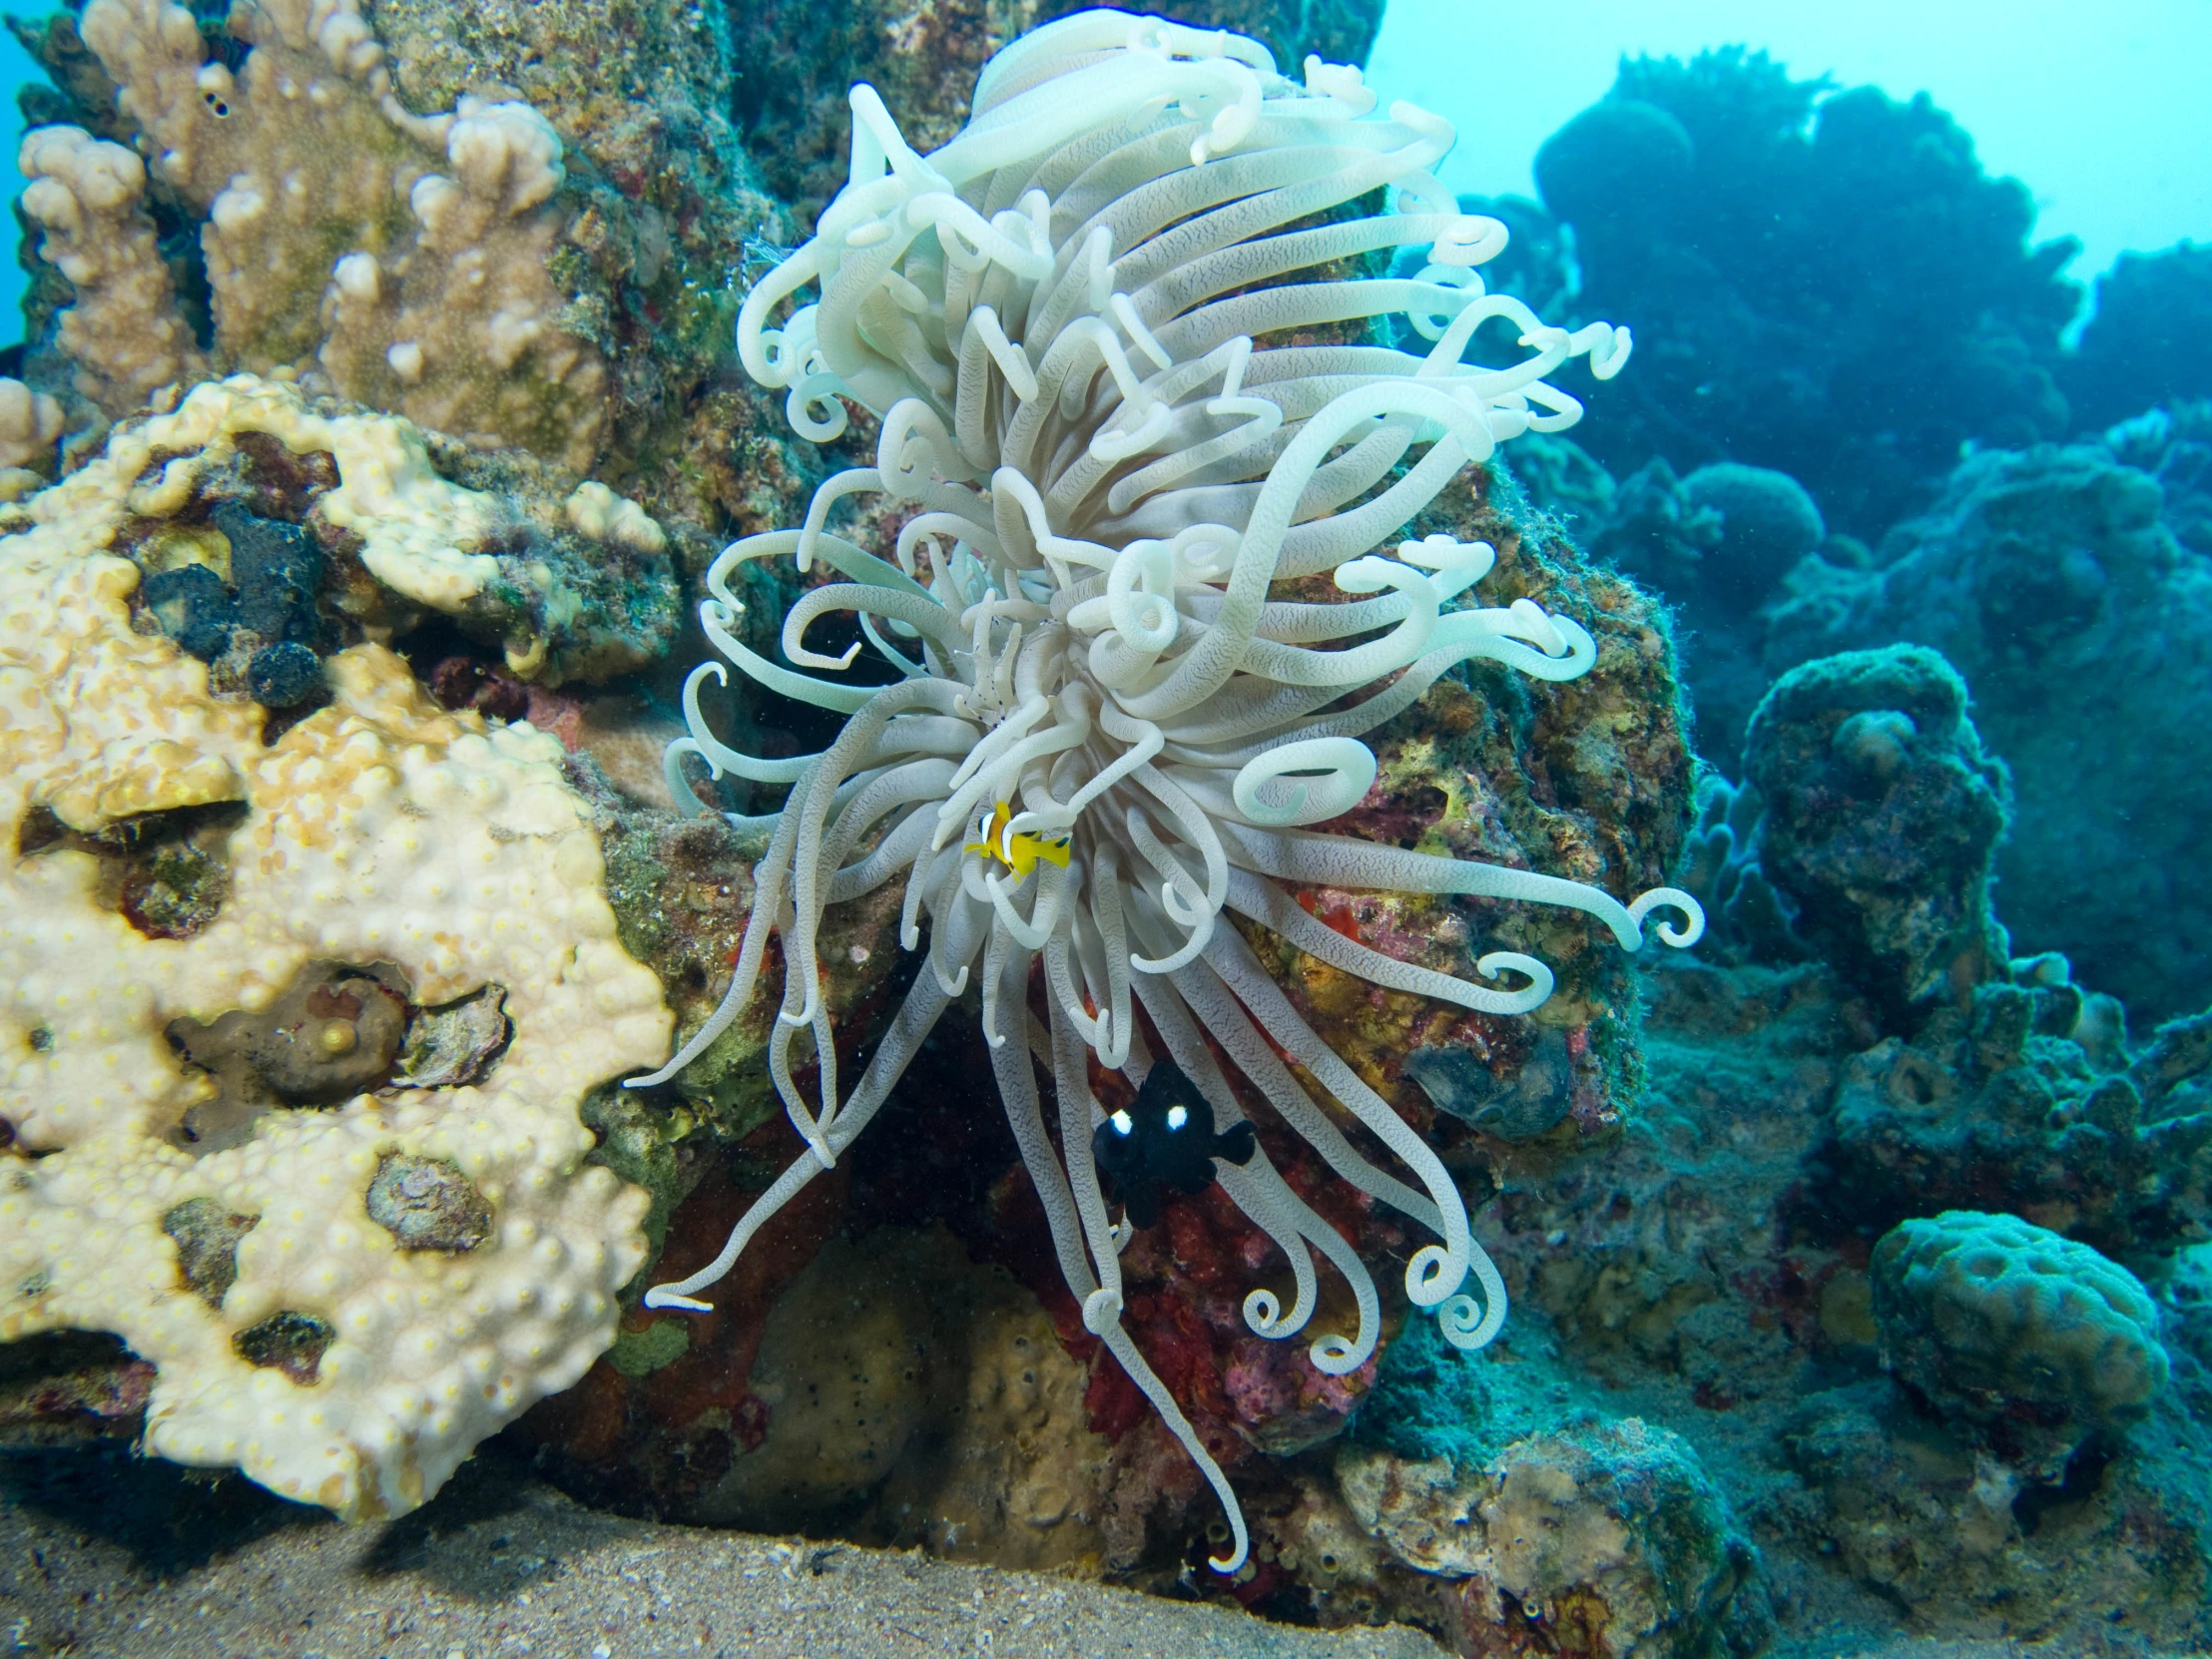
left=635, top=10, right=1702, bottom=1571
left=0, top=432, right=671, bottom=1517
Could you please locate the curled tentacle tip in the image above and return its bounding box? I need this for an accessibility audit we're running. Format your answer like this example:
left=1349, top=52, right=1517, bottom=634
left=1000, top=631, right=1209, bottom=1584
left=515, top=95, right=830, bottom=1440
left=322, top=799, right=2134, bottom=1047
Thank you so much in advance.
left=643, top=1288, right=715, bottom=1314
left=1242, top=1289, right=1285, bottom=1335
left=1082, top=1287, right=1124, bottom=1334
left=1311, top=1336, right=1361, bottom=1375
left=1437, top=1289, right=1504, bottom=1351
left=1403, top=1242, right=1461, bottom=1308
left=1627, top=886, right=1707, bottom=949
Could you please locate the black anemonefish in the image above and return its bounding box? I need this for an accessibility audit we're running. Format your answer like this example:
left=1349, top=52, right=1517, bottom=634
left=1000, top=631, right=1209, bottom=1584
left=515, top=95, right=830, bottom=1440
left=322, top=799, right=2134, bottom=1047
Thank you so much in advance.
left=1092, top=1057, right=1259, bottom=1229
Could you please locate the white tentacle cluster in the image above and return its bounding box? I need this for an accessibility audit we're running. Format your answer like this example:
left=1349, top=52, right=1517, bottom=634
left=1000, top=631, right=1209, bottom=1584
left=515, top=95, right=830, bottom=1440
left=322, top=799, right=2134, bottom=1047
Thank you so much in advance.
left=632, top=11, right=1702, bottom=1573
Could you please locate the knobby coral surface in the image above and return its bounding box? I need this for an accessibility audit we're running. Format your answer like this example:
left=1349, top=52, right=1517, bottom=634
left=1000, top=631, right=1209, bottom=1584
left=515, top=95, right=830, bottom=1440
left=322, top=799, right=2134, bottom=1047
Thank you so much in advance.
left=0, top=434, right=674, bottom=1516
left=1871, top=1209, right=2168, bottom=1477
left=6, top=372, right=677, bottom=687
left=632, top=10, right=1702, bottom=1571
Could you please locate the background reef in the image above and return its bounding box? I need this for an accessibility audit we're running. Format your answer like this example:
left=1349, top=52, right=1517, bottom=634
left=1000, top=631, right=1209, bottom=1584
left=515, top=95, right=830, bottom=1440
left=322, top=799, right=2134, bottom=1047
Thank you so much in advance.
left=0, top=4, right=2208, bottom=1659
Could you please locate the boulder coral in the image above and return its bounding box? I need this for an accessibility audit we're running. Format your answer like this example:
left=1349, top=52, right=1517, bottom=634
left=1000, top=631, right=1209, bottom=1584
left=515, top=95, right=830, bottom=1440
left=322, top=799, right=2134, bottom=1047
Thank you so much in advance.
left=0, top=396, right=674, bottom=1518
left=1870, top=1209, right=2169, bottom=1476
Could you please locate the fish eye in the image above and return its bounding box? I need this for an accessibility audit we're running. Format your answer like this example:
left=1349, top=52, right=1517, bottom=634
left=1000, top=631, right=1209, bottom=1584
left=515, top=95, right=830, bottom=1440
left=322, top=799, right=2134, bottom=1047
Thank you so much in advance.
left=1166, top=1104, right=1188, bottom=1130
left=1110, top=1109, right=1134, bottom=1136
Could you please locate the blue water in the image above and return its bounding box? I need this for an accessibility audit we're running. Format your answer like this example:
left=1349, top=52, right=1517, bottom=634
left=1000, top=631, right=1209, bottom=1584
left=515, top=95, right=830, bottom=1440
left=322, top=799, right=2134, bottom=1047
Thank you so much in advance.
left=2, top=27, right=36, bottom=338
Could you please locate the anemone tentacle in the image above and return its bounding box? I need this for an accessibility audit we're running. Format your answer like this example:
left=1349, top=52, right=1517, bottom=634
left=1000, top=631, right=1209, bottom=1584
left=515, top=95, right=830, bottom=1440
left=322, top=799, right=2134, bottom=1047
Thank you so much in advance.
left=632, top=11, right=1702, bottom=1573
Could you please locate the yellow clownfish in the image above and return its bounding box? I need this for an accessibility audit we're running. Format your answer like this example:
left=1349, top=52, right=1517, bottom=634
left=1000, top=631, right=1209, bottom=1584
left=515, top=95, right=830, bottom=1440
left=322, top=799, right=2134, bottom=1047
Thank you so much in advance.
left=963, top=801, right=1073, bottom=879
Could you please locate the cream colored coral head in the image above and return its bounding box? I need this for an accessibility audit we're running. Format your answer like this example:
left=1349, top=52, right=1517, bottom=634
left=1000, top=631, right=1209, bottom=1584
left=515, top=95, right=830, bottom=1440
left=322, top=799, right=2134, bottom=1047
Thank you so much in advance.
left=0, top=425, right=671, bottom=1518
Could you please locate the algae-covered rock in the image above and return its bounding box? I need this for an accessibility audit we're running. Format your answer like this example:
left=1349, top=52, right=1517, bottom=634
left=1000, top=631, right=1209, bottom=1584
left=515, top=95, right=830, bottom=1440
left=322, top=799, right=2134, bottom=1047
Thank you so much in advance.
left=1782, top=1379, right=2212, bottom=1645
left=1821, top=979, right=2212, bottom=1254
left=1742, top=646, right=2011, bottom=1027
left=1338, top=1415, right=1768, bottom=1659
left=1764, top=439, right=2212, bottom=1022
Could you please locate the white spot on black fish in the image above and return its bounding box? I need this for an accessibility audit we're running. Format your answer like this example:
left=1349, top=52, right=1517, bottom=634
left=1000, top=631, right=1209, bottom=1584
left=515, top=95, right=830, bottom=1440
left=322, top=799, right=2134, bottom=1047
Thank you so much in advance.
left=1090, top=1057, right=1258, bottom=1229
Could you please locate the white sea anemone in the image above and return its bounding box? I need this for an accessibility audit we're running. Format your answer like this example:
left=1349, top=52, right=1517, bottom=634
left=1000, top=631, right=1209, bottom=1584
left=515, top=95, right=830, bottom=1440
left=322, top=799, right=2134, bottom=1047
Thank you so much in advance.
left=631, top=8, right=1702, bottom=1571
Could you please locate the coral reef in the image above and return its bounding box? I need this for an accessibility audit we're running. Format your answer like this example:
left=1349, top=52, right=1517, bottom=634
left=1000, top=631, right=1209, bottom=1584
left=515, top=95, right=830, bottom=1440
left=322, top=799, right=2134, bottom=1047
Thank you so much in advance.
left=1527, top=49, right=2078, bottom=537
left=1338, top=1415, right=1767, bottom=1659
left=5, top=373, right=679, bottom=686
left=1777, top=1379, right=2212, bottom=1644
left=627, top=8, right=1711, bottom=1575
left=1676, top=463, right=1827, bottom=611
left=1511, top=444, right=1831, bottom=770
left=2, top=3, right=2209, bottom=1655
left=518, top=433, right=1704, bottom=1595
left=0, top=377, right=66, bottom=484
left=15, top=122, right=205, bottom=421
left=672, top=1224, right=1116, bottom=1570
left=0, top=442, right=674, bottom=1515
left=1446, top=947, right=2212, bottom=1655
left=14, top=0, right=599, bottom=462
left=1764, top=434, right=2212, bottom=1023
left=2065, top=241, right=2212, bottom=430
left=1817, top=975, right=2212, bottom=1256
left=1869, top=1209, right=2169, bottom=1476
left=8, top=0, right=787, bottom=532
left=2105, top=398, right=2212, bottom=558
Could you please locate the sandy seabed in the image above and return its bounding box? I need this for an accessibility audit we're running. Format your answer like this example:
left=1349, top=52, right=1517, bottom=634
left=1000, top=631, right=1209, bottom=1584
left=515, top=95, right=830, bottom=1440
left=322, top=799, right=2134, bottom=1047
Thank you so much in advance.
left=0, top=1443, right=2074, bottom=1659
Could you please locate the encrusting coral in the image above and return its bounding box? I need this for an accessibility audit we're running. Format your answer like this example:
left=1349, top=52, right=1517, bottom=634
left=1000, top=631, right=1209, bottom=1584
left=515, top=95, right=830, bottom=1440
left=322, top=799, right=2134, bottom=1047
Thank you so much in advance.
left=4, top=372, right=677, bottom=686
left=629, top=9, right=1702, bottom=1571
left=0, top=384, right=675, bottom=1519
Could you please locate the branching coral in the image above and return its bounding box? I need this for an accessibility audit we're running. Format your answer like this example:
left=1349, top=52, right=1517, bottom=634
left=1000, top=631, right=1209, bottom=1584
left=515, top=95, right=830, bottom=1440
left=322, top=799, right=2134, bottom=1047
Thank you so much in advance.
left=631, top=10, right=1702, bottom=1571
left=24, top=0, right=604, bottom=465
